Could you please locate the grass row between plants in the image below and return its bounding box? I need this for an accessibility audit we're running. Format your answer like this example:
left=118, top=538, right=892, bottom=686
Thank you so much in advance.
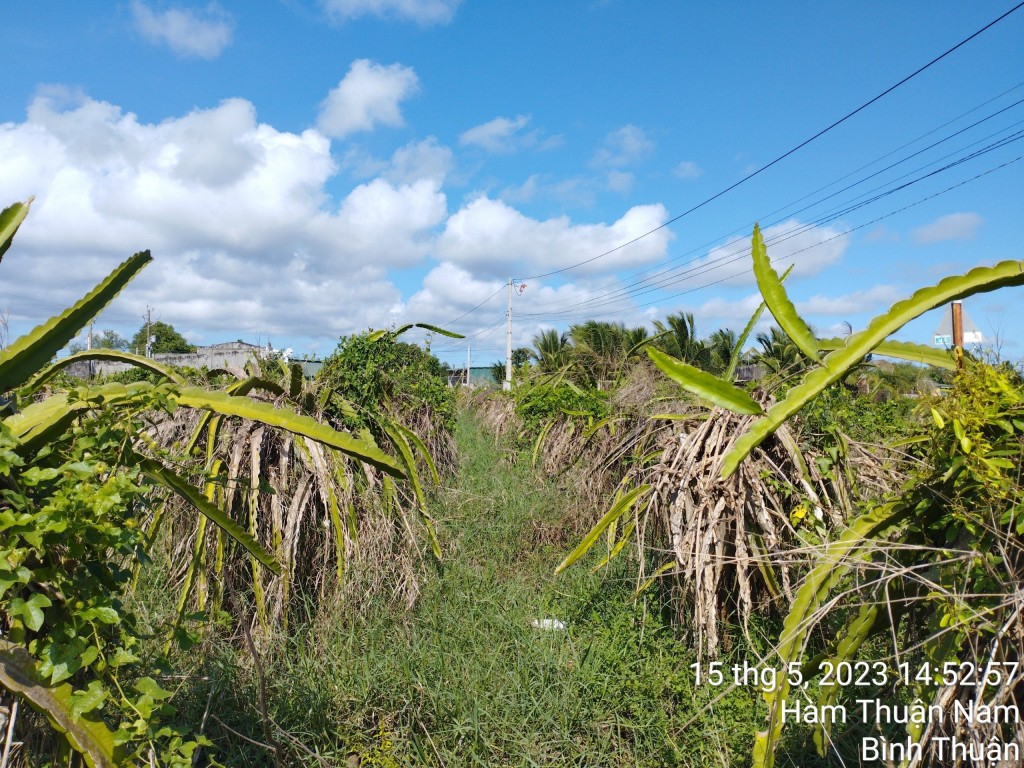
left=149, top=406, right=766, bottom=767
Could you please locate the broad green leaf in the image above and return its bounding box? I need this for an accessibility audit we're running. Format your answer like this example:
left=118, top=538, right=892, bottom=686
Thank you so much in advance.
left=0, top=198, right=32, bottom=262
left=0, top=638, right=122, bottom=768
left=724, top=259, right=1024, bottom=478
left=647, top=347, right=763, bottom=415
left=0, top=251, right=152, bottom=392
left=751, top=224, right=818, bottom=362
left=70, top=680, right=109, bottom=721
left=139, top=458, right=281, bottom=575
left=816, top=338, right=956, bottom=370
left=24, top=349, right=183, bottom=394
left=176, top=387, right=405, bottom=477
left=555, top=484, right=651, bottom=574
left=726, top=264, right=793, bottom=380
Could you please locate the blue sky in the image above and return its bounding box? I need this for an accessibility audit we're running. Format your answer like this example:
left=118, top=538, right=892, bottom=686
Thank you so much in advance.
left=1, top=1, right=1022, bottom=367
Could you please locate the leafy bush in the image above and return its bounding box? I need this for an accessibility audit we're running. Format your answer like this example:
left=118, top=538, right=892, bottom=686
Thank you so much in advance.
left=317, top=331, right=455, bottom=432
left=795, top=381, right=918, bottom=445
left=0, top=200, right=401, bottom=766
left=513, top=382, right=610, bottom=431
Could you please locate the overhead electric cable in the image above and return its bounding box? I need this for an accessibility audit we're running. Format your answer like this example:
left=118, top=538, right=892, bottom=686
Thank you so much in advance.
left=440, top=283, right=506, bottom=326
left=521, top=130, right=1024, bottom=319
left=534, top=156, right=1021, bottom=323
left=513, top=1, right=1024, bottom=282
left=518, top=84, right=1024, bottom=315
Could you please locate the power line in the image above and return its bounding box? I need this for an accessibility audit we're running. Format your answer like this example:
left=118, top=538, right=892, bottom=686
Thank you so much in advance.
left=513, top=1, right=1024, bottom=282
left=520, top=84, right=1024, bottom=316
left=440, top=283, right=505, bottom=326
left=530, top=156, right=1022, bottom=324
left=520, top=128, right=1024, bottom=320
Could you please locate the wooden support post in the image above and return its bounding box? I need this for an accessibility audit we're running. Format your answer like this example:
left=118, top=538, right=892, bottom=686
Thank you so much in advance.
left=952, top=301, right=964, bottom=370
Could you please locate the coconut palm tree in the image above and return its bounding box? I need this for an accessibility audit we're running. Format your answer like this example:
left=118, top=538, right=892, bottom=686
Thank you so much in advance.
left=755, top=326, right=807, bottom=377
left=653, top=312, right=710, bottom=368
left=705, top=328, right=738, bottom=375
left=532, top=328, right=572, bottom=372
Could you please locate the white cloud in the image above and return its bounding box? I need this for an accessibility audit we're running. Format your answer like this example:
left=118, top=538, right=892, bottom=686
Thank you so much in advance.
left=384, top=137, right=453, bottom=185
left=321, top=0, right=461, bottom=24
left=459, top=115, right=533, bottom=153
left=692, top=284, right=900, bottom=330
left=131, top=1, right=234, bottom=60
left=911, top=212, right=983, bottom=244
left=606, top=170, right=633, bottom=193
left=592, top=124, right=653, bottom=167
left=340, top=136, right=452, bottom=185
left=500, top=174, right=541, bottom=204
left=797, top=285, right=901, bottom=317
left=692, top=220, right=851, bottom=287
left=863, top=225, right=899, bottom=243
left=0, top=90, right=447, bottom=345
left=403, top=265, right=645, bottom=351
left=673, top=160, right=702, bottom=179
left=436, top=196, right=670, bottom=278
left=316, top=60, right=420, bottom=138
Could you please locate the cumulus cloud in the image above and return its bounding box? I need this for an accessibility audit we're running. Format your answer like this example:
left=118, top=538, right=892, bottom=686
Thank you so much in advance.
left=797, top=285, right=901, bottom=316
left=500, top=174, right=541, bottom=204
left=459, top=115, right=532, bottom=153
left=316, top=60, right=420, bottom=138
left=340, top=136, right=452, bottom=185
left=692, top=220, right=851, bottom=287
left=592, top=125, right=653, bottom=167
left=911, top=212, right=983, bottom=244
left=692, top=284, right=900, bottom=330
left=131, top=1, right=234, bottom=60
left=0, top=90, right=447, bottom=345
left=404, top=264, right=647, bottom=351
left=321, top=0, right=461, bottom=24
left=437, top=196, right=670, bottom=278
left=606, top=171, right=634, bottom=193
left=673, top=160, right=702, bottom=179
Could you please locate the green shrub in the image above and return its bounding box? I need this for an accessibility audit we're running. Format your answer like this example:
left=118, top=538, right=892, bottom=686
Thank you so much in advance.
left=513, top=382, right=610, bottom=432
left=795, top=382, right=918, bottom=445
left=317, top=331, right=455, bottom=432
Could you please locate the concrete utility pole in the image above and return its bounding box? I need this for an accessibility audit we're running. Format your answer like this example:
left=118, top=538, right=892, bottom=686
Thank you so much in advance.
left=144, top=306, right=153, bottom=358
left=504, top=278, right=513, bottom=391
left=952, top=300, right=964, bottom=369
left=466, top=344, right=471, bottom=387
left=87, top=321, right=94, bottom=379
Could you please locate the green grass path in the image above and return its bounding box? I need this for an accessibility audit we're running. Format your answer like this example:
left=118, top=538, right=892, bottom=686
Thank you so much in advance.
left=211, top=409, right=759, bottom=767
